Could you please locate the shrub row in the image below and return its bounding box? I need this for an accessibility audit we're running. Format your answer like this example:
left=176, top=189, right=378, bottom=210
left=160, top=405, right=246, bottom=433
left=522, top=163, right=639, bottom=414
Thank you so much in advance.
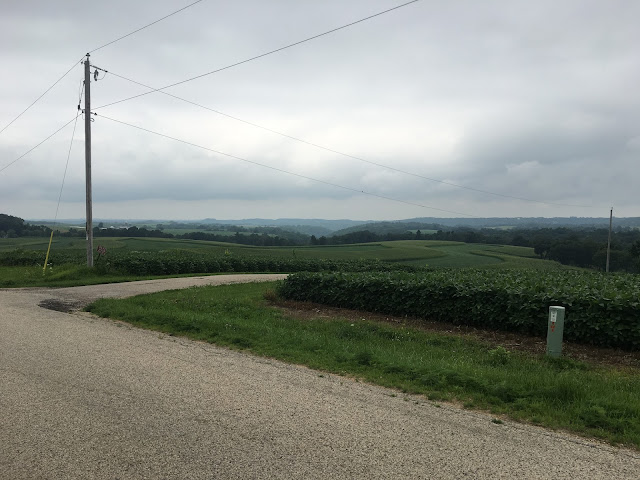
left=0, top=250, right=84, bottom=266
left=0, top=249, right=419, bottom=275
left=277, top=270, right=640, bottom=350
left=104, top=251, right=420, bottom=275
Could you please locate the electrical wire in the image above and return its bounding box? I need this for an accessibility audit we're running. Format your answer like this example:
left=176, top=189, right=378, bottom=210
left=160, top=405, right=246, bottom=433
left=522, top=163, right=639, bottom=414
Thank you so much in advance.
left=94, top=0, right=420, bottom=110
left=52, top=111, right=81, bottom=227
left=103, top=69, right=592, bottom=209
left=94, top=112, right=476, bottom=217
left=0, top=58, right=83, bottom=137
left=41, top=103, right=82, bottom=273
left=53, top=80, right=85, bottom=222
left=2, top=0, right=203, bottom=137
left=88, top=0, right=205, bottom=53
left=0, top=117, right=78, bottom=174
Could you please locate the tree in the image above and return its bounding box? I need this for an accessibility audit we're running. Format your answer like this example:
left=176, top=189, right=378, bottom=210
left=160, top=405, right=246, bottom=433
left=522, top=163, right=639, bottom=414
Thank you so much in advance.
left=533, top=237, right=552, bottom=259
left=511, top=234, right=529, bottom=247
left=593, top=248, right=634, bottom=272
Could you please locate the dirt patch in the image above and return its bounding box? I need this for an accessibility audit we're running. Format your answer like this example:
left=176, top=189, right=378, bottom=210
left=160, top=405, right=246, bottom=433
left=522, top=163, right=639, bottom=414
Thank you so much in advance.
left=39, top=298, right=85, bottom=313
left=271, top=299, right=640, bottom=370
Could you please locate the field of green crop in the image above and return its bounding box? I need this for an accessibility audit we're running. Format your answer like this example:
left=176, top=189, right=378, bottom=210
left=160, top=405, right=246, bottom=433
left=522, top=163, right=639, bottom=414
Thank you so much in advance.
left=0, top=237, right=564, bottom=270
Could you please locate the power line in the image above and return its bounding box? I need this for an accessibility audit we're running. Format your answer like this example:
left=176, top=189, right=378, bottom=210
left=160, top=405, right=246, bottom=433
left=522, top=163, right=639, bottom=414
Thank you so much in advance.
left=94, top=0, right=420, bottom=110
left=0, top=116, right=77, bottom=174
left=0, top=58, right=83, bottom=137
left=104, top=69, right=592, bottom=209
left=1, top=0, right=204, bottom=137
left=95, top=112, right=476, bottom=217
left=89, top=0, right=205, bottom=53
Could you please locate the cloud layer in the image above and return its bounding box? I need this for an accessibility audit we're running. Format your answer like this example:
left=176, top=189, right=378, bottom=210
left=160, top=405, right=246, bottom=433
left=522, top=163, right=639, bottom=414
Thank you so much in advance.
left=1, top=0, right=639, bottom=220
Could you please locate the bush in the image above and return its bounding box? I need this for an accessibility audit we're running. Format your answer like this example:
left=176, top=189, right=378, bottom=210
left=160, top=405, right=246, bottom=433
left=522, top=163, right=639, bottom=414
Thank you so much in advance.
left=277, top=270, right=640, bottom=350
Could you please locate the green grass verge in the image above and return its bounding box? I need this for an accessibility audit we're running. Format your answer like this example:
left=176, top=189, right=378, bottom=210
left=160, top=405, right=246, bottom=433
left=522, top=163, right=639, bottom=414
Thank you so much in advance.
left=86, top=281, right=640, bottom=448
left=0, top=265, right=226, bottom=288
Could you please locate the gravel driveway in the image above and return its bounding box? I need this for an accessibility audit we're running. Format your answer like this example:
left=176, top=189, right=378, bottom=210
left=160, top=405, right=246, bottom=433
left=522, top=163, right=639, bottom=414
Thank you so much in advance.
left=1, top=274, right=639, bottom=479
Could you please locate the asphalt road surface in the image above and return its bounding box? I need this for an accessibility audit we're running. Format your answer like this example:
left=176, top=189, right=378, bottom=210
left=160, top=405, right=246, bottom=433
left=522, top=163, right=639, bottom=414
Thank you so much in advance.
left=1, top=275, right=639, bottom=479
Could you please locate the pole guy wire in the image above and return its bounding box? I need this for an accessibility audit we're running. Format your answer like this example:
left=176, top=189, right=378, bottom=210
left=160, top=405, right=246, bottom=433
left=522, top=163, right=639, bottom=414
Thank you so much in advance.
left=53, top=83, right=84, bottom=222
left=95, top=112, right=477, bottom=217
left=94, top=0, right=420, bottom=110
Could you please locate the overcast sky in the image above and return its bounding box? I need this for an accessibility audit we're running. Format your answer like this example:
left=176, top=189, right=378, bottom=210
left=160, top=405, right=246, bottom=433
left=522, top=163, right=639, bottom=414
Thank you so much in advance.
left=1, top=0, right=638, bottom=221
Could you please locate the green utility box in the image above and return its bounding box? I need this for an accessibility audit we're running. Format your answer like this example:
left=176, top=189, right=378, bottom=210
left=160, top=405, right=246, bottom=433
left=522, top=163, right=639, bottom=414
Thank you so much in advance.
left=546, top=306, right=566, bottom=358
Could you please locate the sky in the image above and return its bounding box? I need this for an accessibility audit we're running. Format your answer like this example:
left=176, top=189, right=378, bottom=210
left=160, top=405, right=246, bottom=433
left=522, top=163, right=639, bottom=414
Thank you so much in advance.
left=1, top=0, right=639, bottom=221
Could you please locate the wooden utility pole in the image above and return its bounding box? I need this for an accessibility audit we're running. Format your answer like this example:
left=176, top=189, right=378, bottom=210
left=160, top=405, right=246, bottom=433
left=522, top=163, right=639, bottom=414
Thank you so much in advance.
left=606, top=207, right=613, bottom=273
left=84, top=54, right=93, bottom=267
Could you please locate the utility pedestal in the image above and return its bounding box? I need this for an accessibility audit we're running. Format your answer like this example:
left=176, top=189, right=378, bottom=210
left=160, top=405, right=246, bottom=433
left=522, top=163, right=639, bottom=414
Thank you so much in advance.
left=546, top=306, right=565, bottom=358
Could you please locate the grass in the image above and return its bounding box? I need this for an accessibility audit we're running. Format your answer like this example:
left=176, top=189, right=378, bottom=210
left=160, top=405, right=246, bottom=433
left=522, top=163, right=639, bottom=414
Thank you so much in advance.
left=86, top=281, right=640, bottom=449
left=401, top=242, right=565, bottom=270
left=0, top=264, right=226, bottom=288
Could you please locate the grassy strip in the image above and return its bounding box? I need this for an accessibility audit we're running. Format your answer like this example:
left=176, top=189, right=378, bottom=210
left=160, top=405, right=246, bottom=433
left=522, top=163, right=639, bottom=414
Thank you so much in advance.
left=86, top=281, right=640, bottom=448
left=0, top=265, right=230, bottom=288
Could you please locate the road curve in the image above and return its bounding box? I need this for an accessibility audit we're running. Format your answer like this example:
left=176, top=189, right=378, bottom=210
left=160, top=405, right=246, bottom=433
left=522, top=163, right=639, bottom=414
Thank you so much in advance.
left=1, top=275, right=639, bottom=479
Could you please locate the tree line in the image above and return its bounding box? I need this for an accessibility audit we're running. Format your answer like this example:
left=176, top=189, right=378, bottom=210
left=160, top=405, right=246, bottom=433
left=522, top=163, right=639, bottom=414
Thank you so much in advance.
left=0, top=214, right=51, bottom=238
left=3, top=213, right=639, bottom=271
left=311, top=226, right=640, bottom=272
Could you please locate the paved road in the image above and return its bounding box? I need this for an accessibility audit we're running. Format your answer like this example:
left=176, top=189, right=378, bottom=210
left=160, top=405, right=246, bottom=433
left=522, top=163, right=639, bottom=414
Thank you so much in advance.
left=1, top=275, right=639, bottom=479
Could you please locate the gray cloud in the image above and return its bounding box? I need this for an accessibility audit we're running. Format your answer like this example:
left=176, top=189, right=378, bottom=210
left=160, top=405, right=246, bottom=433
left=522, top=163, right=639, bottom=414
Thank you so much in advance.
left=1, top=0, right=639, bottom=220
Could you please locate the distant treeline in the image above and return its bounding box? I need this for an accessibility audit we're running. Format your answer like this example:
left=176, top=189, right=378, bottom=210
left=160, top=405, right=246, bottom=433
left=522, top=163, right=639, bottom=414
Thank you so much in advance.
left=54, top=225, right=303, bottom=247
left=312, top=227, right=640, bottom=272
left=3, top=213, right=640, bottom=271
left=0, top=214, right=51, bottom=237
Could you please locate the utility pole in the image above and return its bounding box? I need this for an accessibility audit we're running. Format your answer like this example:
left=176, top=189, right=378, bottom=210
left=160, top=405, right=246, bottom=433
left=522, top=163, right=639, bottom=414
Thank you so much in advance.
left=84, top=54, right=93, bottom=267
left=606, top=207, right=613, bottom=273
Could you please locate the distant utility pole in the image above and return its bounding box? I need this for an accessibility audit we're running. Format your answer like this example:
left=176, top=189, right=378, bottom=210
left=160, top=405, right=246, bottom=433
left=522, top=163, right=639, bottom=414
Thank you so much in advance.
left=84, top=53, right=93, bottom=267
left=606, top=207, right=613, bottom=273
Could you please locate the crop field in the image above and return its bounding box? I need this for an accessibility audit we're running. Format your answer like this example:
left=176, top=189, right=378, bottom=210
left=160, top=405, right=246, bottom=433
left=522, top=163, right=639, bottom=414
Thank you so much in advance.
left=0, top=236, right=569, bottom=288
left=0, top=237, right=563, bottom=270
left=278, top=269, right=640, bottom=350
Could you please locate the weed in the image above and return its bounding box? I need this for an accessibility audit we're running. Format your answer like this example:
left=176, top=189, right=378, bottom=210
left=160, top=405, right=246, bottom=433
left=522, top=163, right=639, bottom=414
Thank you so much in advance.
left=488, top=346, right=511, bottom=365
left=263, top=289, right=278, bottom=302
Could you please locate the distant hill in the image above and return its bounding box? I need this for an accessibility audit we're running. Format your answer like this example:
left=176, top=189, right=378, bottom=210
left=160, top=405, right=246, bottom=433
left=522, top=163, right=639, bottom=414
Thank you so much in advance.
left=26, top=216, right=639, bottom=236
left=200, top=218, right=369, bottom=233
left=333, top=217, right=640, bottom=236
left=333, top=221, right=443, bottom=236
left=399, top=217, right=640, bottom=228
